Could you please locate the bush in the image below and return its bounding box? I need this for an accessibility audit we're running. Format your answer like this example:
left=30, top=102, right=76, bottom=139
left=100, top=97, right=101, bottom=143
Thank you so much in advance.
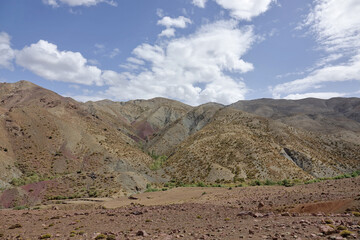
left=39, top=234, right=51, bottom=239
left=197, top=182, right=206, bottom=187
left=264, top=179, right=276, bottom=186
left=339, top=230, right=353, bottom=237
left=95, top=234, right=106, bottom=239
left=280, top=179, right=294, bottom=187
left=13, top=205, right=28, bottom=210
left=250, top=179, right=262, bottom=186
left=149, top=152, right=168, bottom=170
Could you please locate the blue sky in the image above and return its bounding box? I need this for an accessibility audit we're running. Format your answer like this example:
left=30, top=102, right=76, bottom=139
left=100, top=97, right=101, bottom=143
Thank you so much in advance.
left=0, top=0, right=359, bottom=105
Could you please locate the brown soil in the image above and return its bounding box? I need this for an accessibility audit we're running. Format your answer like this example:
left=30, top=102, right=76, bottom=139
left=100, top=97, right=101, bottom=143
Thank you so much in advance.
left=1, top=177, right=359, bottom=239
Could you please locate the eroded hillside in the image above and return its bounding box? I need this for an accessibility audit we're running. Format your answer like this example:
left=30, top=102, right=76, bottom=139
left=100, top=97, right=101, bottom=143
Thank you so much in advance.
left=0, top=81, right=359, bottom=208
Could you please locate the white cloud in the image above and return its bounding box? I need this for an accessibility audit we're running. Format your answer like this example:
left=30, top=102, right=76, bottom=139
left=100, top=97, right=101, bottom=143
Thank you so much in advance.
left=127, top=57, right=145, bottom=65
left=159, top=28, right=176, bottom=38
left=284, top=92, right=346, bottom=100
left=15, top=40, right=103, bottom=86
left=43, top=0, right=117, bottom=7
left=272, top=0, right=360, bottom=98
left=192, top=0, right=208, bottom=8
left=104, top=20, right=255, bottom=105
left=0, top=32, right=15, bottom=70
left=303, top=0, right=360, bottom=52
left=272, top=53, right=360, bottom=98
left=157, top=16, right=192, bottom=29
left=156, top=8, right=164, bottom=18
left=109, top=48, right=120, bottom=58
left=214, top=0, right=275, bottom=21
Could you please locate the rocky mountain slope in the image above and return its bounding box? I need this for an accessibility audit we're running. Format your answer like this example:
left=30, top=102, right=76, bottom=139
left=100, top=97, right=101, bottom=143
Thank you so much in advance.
left=0, top=81, right=359, bottom=208
left=230, top=98, right=360, bottom=144
left=164, top=107, right=359, bottom=183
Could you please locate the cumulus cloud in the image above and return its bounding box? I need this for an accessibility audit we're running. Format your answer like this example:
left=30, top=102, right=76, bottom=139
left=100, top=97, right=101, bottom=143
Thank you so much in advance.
left=214, top=0, right=275, bottom=21
left=157, top=16, right=192, bottom=38
left=43, top=0, right=117, bottom=7
left=272, top=0, right=360, bottom=99
left=158, top=16, right=192, bottom=29
left=109, top=48, right=120, bottom=58
left=0, top=32, right=15, bottom=70
left=284, top=92, right=346, bottom=100
left=159, top=28, right=176, bottom=38
left=15, top=40, right=103, bottom=86
left=105, top=20, right=255, bottom=105
left=192, top=0, right=208, bottom=8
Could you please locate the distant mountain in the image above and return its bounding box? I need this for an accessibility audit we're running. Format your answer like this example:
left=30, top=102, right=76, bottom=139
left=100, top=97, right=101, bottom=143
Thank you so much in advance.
left=230, top=98, right=360, bottom=144
left=0, top=81, right=359, bottom=208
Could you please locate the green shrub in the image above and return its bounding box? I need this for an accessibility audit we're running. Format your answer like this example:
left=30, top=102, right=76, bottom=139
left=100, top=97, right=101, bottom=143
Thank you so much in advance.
left=197, top=182, right=206, bottom=187
left=264, top=179, right=276, bottom=185
left=39, top=234, right=51, bottom=239
left=95, top=234, right=106, bottom=239
left=280, top=179, right=294, bottom=187
left=13, top=205, right=28, bottom=210
left=339, top=230, right=353, bottom=237
left=337, top=225, right=347, bottom=230
left=149, top=152, right=168, bottom=170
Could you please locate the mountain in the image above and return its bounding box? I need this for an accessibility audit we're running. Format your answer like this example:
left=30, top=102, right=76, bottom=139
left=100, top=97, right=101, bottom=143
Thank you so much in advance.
left=230, top=98, right=360, bottom=144
left=163, top=107, right=359, bottom=183
left=0, top=81, right=172, bottom=207
left=0, top=81, right=359, bottom=208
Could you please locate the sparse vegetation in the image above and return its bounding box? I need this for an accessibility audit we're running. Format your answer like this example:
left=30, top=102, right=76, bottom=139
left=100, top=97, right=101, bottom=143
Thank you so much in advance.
left=149, top=152, right=168, bottom=170
left=39, top=234, right=51, bottom=239
left=353, top=211, right=360, bottom=217
left=95, top=234, right=107, bottom=239
left=13, top=205, right=28, bottom=210
left=339, top=230, right=353, bottom=237
left=337, top=225, right=347, bottom=230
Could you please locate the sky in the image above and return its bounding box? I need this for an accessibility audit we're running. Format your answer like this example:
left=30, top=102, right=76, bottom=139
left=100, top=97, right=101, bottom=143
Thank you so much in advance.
left=0, top=0, right=360, bottom=106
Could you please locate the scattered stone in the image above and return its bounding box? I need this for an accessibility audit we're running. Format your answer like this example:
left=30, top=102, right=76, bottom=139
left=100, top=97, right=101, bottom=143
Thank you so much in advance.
left=318, top=225, right=335, bottom=235
left=131, top=211, right=143, bottom=215
left=9, top=224, right=22, bottom=229
left=136, top=230, right=148, bottom=236
left=252, top=212, right=264, bottom=218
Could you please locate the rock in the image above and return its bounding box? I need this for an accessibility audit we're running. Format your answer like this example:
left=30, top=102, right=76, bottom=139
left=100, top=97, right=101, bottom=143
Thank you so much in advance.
left=251, top=212, right=264, bottom=218
left=237, top=211, right=252, bottom=217
left=136, top=230, right=148, bottom=236
left=258, top=202, right=265, bottom=208
left=318, top=225, right=335, bottom=235
left=249, top=229, right=255, bottom=235
left=131, top=211, right=143, bottom=215
left=281, top=212, right=290, bottom=217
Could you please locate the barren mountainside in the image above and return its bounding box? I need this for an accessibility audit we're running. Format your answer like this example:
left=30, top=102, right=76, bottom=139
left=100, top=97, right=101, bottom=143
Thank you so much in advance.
left=0, top=81, right=359, bottom=208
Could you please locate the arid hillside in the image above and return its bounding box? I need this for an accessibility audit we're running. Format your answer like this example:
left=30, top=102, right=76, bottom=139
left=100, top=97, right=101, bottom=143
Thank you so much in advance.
left=230, top=98, right=360, bottom=144
left=0, top=81, right=359, bottom=208
left=164, top=107, right=360, bottom=183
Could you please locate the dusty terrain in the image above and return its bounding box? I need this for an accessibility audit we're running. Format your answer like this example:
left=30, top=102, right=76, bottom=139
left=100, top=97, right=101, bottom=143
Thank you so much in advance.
left=0, top=177, right=359, bottom=240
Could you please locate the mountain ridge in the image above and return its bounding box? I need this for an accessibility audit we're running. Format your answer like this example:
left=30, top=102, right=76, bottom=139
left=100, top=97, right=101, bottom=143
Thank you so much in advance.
left=0, top=80, right=359, bottom=208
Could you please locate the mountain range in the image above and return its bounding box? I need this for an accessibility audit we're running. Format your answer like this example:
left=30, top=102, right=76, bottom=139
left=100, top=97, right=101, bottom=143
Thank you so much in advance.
left=0, top=80, right=359, bottom=208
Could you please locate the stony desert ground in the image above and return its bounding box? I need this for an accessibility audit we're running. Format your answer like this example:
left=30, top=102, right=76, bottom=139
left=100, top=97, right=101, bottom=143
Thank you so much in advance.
left=1, top=177, right=359, bottom=240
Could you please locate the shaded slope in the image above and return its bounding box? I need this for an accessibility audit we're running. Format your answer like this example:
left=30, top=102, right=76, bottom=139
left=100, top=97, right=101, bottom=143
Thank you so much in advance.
left=146, top=102, right=224, bottom=156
